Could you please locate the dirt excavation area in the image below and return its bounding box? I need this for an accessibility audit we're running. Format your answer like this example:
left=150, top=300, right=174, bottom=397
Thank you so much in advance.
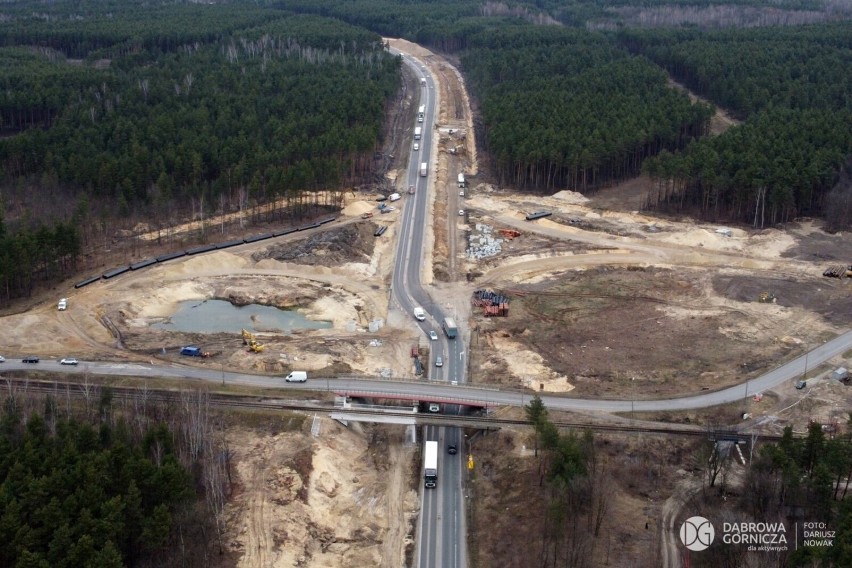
left=222, top=416, right=417, bottom=568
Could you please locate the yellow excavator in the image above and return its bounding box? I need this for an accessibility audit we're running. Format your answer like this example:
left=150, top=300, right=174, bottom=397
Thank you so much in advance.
left=240, top=329, right=265, bottom=353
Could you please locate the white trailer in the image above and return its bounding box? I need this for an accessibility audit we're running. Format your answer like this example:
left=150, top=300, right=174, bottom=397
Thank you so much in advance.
left=424, top=441, right=438, bottom=488
left=457, top=173, right=465, bottom=188
left=420, top=162, right=428, bottom=177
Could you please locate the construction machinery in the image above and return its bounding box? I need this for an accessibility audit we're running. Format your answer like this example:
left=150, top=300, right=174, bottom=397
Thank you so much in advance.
left=240, top=329, right=265, bottom=353
left=758, top=292, right=776, bottom=303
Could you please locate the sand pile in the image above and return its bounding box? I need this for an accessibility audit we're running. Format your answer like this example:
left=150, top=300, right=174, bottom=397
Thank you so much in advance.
left=342, top=200, right=376, bottom=217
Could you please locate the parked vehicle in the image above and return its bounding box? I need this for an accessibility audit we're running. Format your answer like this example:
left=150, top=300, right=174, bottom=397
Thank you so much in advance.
left=389, top=193, right=401, bottom=202
left=180, top=346, right=206, bottom=357
left=60, top=358, right=79, bottom=365
left=796, top=380, right=807, bottom=389
left=361, top=212, right=373, bottom=219
left=458, top=209, right=465, bottom=216
left=424, top=441, right=438, bottom=488
left=285, top=371, right=308, bottom=383
left=57, top=298, right=67, bottom=310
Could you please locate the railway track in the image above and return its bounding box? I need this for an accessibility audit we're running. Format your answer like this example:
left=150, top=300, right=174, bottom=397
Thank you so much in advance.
left=1, top=377, right=783, bottom=441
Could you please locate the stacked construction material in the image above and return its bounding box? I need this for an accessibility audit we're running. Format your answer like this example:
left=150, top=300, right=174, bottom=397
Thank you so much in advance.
left=823, top=265, right=851, bottom=278
left=472, top=289, right=510, bottom=317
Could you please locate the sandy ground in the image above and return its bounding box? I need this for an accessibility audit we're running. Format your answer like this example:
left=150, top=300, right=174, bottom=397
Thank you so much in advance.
left=225, top=421, right=416, bottom=567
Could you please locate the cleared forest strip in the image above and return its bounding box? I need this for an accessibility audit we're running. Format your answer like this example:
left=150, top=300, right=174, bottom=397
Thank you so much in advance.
left=666, top=76, right=741, bottom=135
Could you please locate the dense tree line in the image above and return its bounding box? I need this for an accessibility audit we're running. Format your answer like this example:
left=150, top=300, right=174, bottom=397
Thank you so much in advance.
left=0, top=3, right=399, bottom=303
left=0, top=213, right=81, bottom=305
left=0, top=385, right=234, bottom=567
left=0, top=2, right=284, bottom=60
left=0, top=399, right=193, bottom=566
left=643, top=108, right=851, bottom=224
left=462, top=28, right=712, bottom=191
left=620, top=23, right=852, bottom=118
left=625, top=24, right=852, bottom=225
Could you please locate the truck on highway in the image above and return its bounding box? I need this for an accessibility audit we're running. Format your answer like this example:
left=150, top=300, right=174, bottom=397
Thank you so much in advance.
left=420, top=162, right=428, bottom=177
left=418, top=105, right=425, bottom=122
left=457, top=173, right=465, bottom=188
left=420, top=77, right=426, bottom=86
left=442, top=317, right=458, bottom=339
left=424, top=441, right=438, bottom=488
left=414, top=126, right=421, bottom=140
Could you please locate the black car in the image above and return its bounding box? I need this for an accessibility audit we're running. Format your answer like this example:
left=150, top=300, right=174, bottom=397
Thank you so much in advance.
left=22, top=356, right=39, bottom=363
left=447, top=444, right=458, bottom=455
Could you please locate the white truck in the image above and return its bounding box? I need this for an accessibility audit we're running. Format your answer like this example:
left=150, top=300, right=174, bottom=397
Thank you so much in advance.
left=413, top=307, right=426, bottom=321
left=418, top=104, right=425, bottom=122
left=389, top=192, right=401, bottom=202
left=457, top=173, right=465, bottom=188
left=414, top=126, right=421, bottom=140
left=424, top=441, right=438, bottom=488
left=420, top=162, right=428, bottom=177
left=285, top=371, right=307, bottom=383
left=420, top=77, right=426, bottom=86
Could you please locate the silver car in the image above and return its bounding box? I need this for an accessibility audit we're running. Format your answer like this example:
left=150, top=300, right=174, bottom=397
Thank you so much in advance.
left=435, top=356, right=443, bottom=367
left=429, top=330, right=438, bottom=341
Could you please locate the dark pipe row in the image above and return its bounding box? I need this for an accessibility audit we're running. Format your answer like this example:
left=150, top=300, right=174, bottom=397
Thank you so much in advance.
left=75, top=217, right=337, bottom=288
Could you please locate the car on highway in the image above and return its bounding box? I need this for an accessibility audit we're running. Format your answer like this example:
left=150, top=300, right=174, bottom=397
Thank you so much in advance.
left=413, top=143, right=419, bottom=151
left=447, top=444, right=458, bottom=455
left=458, top=209, right=464, bottom=216
left=459, top=190, right=465, bottom=197
left=435, top=356, right=443, bottom=367
left=60, top=358, right=79, bottom=365
left=22, top=356, right=39, bottom=363
left=429, top=330, right=438, bottom=341
left=428, top=403, right=440, bottom=413
left=0, top=355, right=5, bottom=363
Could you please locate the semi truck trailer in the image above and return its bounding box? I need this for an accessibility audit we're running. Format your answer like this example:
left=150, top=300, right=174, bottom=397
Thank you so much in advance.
left=420, top=162, right=428, bottom=177
left=424, top=441, right=438, bottom=488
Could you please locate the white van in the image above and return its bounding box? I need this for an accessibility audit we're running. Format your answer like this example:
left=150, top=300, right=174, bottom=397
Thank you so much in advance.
left=413, top=307, right=426, bottom=321
left=285, top=371, right=308, bottom=383
left=57, top=298, right=67, bottom=311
